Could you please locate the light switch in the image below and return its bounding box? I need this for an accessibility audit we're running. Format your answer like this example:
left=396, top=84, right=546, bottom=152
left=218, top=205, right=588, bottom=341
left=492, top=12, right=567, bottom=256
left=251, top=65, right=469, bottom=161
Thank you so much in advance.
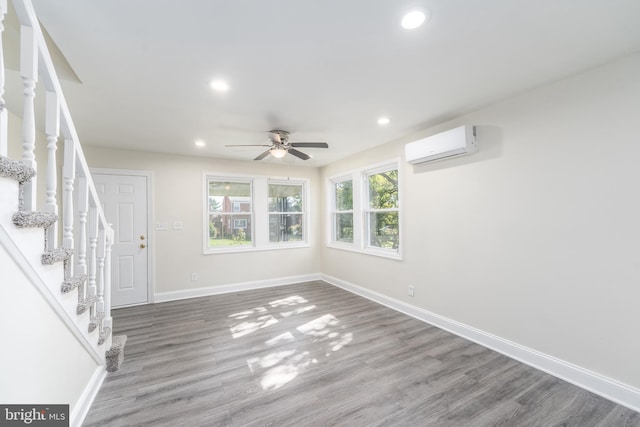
left=155, top=222, right=168, bottom=231
left=173, top=221, right=184, bottom=230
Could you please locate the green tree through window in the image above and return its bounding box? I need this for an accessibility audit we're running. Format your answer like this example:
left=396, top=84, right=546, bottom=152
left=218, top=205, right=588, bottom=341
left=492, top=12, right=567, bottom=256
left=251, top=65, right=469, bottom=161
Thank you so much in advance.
left=333, top=179, right=353, bottom=243
left=367, top=169, right=399, bottom=249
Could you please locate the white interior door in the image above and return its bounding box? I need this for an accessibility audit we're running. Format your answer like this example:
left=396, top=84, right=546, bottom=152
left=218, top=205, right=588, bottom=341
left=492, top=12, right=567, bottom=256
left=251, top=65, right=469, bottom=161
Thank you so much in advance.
left=93, top=172, right=149, bottom=307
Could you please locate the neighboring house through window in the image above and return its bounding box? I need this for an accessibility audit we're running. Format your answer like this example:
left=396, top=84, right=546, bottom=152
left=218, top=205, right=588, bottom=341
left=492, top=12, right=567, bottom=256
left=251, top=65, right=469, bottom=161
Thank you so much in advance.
left=204, top=174, right=309, bottom=253
left=207, top=179, right=253, bottom=248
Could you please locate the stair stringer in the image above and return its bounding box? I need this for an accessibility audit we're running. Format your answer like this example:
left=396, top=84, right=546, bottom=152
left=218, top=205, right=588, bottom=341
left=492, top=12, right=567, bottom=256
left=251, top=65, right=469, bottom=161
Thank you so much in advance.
left=0, top=177, right=104, bottom=363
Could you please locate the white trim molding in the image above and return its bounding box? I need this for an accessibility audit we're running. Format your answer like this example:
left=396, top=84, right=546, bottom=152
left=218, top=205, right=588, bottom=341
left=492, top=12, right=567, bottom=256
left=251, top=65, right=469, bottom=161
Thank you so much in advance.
left=322, top=274, right=640, bottom=413
left=71, top=366, right=106, bottom=427
left=90, top=167, right=155, bottom=304
left=154, top=273, right=322, bottom=303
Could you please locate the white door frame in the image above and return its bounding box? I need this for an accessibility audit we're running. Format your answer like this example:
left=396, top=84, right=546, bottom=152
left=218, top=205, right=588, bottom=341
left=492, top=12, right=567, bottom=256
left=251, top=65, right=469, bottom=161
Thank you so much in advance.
left=90, top=167, right=155, bottom=305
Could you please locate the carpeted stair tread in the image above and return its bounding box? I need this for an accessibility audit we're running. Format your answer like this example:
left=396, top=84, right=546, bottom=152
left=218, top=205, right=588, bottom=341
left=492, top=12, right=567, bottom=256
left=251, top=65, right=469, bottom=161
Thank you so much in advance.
left=61, top=274, right=87, bottom=294
left=42, top=248, right=73, bottom=265
left=77, top=295, right=97, bottom=315
left=12, top=210, right=58, bottom=229
left=88, top=313, right=105, bottom=333
left=106, top=334, right=126, bottom=372
left=0, top=156, right=36, bottom=182
left=99, top=327, right=112, bottom=346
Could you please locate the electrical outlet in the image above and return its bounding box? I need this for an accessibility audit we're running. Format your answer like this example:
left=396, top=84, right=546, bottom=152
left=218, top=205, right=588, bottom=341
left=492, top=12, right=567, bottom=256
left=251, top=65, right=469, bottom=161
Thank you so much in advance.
left=191, top=273, right=198, bottom=281
left=408, top=285, right=415, bottom=297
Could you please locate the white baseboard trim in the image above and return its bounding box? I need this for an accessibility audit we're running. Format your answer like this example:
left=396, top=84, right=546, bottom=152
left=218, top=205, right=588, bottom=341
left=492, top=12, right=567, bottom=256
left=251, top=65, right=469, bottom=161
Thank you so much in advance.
left=71, top=366, right=106, bottom=427
left=154, top=273, right=323, bottom=303
left=322, top=274, right=640, bottom=413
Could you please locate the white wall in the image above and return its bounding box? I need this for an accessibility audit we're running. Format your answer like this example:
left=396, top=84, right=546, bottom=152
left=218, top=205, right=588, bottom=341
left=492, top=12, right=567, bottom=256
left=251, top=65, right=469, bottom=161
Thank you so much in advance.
left=82, top=147, right=322, bottom=295
left=0, top=241, right=99, bottom=413
left=320, top=53, right=640, bottom=390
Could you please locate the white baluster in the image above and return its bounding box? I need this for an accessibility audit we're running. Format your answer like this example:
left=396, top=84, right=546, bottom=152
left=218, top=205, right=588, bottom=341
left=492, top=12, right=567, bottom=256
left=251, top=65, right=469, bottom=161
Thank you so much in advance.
left=62, top=138, right=76, bottom=253
left=88, top=206, right=98, bottom=316
left=103, top=224, right=114, bottom=330
left=76, top=176, right=88, bottom=300
left=97, top=225, right=106, bottom=324
left=45, top=91, right=60, bottom=249
left=20, top=24, right=38, bottom=210
left=0, top=0, right=8, bottom=157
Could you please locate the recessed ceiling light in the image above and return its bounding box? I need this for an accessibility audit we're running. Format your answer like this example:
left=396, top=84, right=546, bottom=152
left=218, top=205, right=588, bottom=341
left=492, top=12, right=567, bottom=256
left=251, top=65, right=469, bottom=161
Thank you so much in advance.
left=401, top=10, right=428, bottom=30
left=210, top=79, right=230, bottom=92
left=195, top=140, right=206, bottom=148
left=377, top=117, right=391, bottom=125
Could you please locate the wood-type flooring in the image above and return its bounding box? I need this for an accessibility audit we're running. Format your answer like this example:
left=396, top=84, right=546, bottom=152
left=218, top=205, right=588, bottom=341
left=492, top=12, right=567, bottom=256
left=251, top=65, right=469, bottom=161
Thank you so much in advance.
left=84, top=281, right=640, bottom=426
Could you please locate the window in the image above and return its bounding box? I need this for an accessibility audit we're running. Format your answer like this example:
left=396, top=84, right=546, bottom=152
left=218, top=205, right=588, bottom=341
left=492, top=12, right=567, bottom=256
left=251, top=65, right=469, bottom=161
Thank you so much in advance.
left=331, top=178, right=353, bottom=243
left=233, top=218, right=247, bottom=229
left=327, top=161, right=400, bottom=259
left=204, top=174, right=309, bottom=253
left=207, top=179, right=253, bottom=248
left=269, top=182, right=305, bottom=243
left=365, top=168, right=399, bottom=250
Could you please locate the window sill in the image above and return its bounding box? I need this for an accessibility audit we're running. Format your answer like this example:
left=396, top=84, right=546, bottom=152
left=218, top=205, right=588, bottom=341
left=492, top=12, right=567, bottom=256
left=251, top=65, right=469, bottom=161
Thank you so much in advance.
left=326, top=242, right=402, bottom=261
left=204, top=242, right=310, bottom=255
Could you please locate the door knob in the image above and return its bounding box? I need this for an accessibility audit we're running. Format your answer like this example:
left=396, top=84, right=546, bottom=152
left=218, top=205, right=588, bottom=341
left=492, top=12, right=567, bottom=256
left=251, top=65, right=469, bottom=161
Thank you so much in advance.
left=140, top=243, right=146, bottom=249
left=140, top=235, right=145, bottom=240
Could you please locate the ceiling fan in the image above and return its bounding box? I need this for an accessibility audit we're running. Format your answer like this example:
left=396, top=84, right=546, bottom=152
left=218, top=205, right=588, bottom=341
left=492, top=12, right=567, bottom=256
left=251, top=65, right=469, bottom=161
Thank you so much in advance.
left=225, top=130, right=329, bottom=161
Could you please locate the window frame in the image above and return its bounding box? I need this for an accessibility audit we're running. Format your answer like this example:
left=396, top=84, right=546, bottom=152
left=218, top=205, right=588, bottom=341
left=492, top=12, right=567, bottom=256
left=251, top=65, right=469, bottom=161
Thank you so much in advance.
left=329, top=175, right=355, bottom=246
left=363, top=164, right=400, bottom=254
left=267, top=179, right=308, bottom=246
left=205, top=176, right=255, bottom=252
left=203, top=173, right=310, bottom=254
left=326, top=159, right=402, bottom=260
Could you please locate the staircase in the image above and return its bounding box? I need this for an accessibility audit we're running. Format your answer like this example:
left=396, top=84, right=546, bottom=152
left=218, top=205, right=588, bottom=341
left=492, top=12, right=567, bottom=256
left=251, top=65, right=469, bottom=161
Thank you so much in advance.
left=0, top=0, right=125, bottom=418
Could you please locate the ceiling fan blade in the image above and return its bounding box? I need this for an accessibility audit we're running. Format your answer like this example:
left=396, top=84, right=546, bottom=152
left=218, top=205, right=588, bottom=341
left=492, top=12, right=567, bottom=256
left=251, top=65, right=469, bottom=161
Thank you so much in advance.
left=288, top=148, right=311, bottom=160
left=267, top=132, right=282, bottom=144
left=290, top=142, right=329, bottom=148
left=254, top=150, right=271, bottom=160
left=225, top=144, right=271, bottom=147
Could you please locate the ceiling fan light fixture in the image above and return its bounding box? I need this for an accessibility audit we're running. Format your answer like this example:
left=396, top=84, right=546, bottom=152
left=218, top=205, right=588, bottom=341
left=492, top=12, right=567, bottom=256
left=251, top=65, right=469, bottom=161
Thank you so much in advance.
left=270, top=147, right=287, bottom=158
left=210, top=79, right=230, bottom=92
left=401, top=9, right=428, bottom=30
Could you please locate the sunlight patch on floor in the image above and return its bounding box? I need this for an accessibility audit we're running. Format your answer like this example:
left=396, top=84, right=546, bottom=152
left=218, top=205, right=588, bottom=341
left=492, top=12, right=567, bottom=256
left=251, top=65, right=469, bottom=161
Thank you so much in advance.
left=229, top=305, right=268, bottom=320
left=230, top=314, right=278, bottom=339
left=269, top=295, right=308, bottom=308
left=296, top=314, right=339, bottom=336
left=265, top=331, right=295, bottom=346
left=279, top=304, right=316, bottom=318
left=248, top=350, right=317, bottom=391
left=232, top=295, right=355, bottom=392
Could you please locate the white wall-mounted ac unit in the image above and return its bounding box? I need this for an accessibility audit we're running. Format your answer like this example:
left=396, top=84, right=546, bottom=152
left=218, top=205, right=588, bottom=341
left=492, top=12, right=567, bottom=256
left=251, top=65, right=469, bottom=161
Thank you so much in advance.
left=405, top=125, right=477, bottom=165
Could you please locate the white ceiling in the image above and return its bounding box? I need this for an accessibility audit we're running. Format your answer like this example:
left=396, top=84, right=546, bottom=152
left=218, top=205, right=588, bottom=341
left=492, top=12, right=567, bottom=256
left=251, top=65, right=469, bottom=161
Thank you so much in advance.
left=23, top=0, right=640, bottom=166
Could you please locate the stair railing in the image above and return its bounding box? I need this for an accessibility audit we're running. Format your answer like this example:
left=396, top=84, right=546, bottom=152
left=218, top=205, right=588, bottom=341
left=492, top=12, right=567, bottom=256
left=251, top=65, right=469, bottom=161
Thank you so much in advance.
left=1, top=0, right=114, bottom=353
